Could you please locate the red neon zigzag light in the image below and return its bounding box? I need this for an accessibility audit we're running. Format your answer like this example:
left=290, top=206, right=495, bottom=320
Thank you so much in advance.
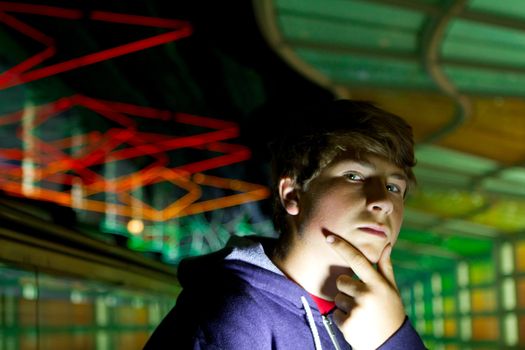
left=0, top=95, right=269, bottom=221
left=0, top=2, right=193, bottom=89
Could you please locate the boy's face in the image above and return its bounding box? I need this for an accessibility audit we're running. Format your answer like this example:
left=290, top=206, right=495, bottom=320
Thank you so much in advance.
left=290, top=152, right=407, bottom=265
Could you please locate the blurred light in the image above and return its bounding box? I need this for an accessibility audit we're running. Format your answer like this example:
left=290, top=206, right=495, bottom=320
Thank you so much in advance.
left=70, top=289, right=85, bottom=304
left=459, top=290, right=470, bottom=314
left=502, top=278, right=516, bottom=310
left=104, top=295, right=117, bottom=307
left=95, top=297, right=108, bottom=326
left=148, top=302, right=161, bottom=325
left=96, top=331, right=110, bottom=350
left=457, top=262, right=469, bottom=287
left=500, top=242, right=514, bottom=275
left=22, top=283, right=37, bottom=300
left=127, top=219, right=144, bottom=235
left=460, top=316, right=471, bottom=340
left=504, top=313, right=518, bottom=346
left=132, top=297, right=144, bottom=309
left=433, top=317, right=444, bottom=338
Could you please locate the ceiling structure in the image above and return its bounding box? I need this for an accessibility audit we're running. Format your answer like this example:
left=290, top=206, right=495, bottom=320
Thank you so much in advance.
left=254, top=0, right=525, bottom=264
left=1, top=0, right=525, bottom=347
left=253, top=1, right=525, bottom=346
left=0, top=1, right=522, bottom=270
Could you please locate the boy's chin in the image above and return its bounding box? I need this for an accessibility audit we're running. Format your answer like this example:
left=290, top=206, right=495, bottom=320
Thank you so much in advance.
left=353, top=243, right=383, bottom=264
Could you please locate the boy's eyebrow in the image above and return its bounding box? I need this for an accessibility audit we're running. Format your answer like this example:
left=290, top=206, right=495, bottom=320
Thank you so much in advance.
left=390, top=172, right=409, bottom=183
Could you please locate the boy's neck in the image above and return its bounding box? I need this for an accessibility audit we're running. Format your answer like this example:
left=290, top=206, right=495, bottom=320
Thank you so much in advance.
left=271, top=234, right=348, bottom=300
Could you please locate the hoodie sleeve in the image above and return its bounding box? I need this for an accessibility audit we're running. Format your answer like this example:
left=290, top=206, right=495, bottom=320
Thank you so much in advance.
left=191, top=288, right=275, bottom=350
left=376, top=317, right=427, bottom=350
left=193, top=314, right=269, bottom=350
left=144, top=283, right=274, bottom=350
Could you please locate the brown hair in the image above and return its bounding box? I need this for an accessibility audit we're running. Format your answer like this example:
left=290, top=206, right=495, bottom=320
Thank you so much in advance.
left=269, top=99, right=416, bottom=234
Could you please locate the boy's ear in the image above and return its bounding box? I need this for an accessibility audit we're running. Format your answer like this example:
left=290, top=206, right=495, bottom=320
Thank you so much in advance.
left=278, top=177, right=300, bottom=216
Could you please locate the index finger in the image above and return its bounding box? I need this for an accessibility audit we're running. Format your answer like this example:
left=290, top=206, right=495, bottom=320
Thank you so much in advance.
left=326, top=235, right=381, bottom=285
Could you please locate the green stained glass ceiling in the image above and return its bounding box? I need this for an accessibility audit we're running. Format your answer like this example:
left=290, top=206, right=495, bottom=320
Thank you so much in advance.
left=253, top=4, right=525, bottom=332
left=256, top=0, right=525, bottom=232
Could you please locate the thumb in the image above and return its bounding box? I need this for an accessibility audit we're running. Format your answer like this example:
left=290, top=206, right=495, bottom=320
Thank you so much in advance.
left=378, top=244, right=398, bottom=291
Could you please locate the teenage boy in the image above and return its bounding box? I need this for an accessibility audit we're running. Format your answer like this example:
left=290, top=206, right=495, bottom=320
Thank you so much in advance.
left=145, top=100, right=426, bottom=349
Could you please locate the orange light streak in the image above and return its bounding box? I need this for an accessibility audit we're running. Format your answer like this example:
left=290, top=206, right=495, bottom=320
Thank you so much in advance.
left=0, top=96, right=269, bottom=222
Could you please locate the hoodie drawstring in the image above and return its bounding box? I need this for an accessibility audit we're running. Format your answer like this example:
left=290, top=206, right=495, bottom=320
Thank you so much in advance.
left=301, top=296, right=323, bottom=350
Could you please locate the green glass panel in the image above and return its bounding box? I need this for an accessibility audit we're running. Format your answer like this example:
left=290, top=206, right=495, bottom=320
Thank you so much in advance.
left=279, top=14, right=417, bottom=51
left=443, top=296, right=456, bottom=314
left=399, top=228, right=443, bottom=245
left=442, top=273, right=456, bottom=293
left=469, top=0, right=525, bottom=21
left=403, top=207, right=438, bottom=227
left=443, top=236, right=493, bottom=256
left=398, top=228, right=427, bottom=241
left=413, top=167, right=472, bottom=187
left=499, top=167, right=525, bottom=183
left=444, top=65, right=525, bottom=95
left=470, top=260, right=494, bottom=285
left=416, top=145, right=499, bottom=175
left=443, top=39, right=525, bottom=68
left=276, top=0, right=425, bottom=30
left=426, top=320, right=436, bottom=335
left=446, top=19, right=525, bottom=49
left=437, top=219, right=499, bottom=238
left=471, top=200, right=525, bottom=232
left=482, top=177, right=525, bottom=197
left=297, top=49, right=433, bottom=88
left=392, top=249, right=456, bottom=270
left=407, top=189, right=487, bottom=218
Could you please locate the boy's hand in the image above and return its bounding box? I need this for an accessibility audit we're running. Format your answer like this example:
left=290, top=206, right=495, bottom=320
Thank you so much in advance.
left=326, top=235, right=406, bottom=350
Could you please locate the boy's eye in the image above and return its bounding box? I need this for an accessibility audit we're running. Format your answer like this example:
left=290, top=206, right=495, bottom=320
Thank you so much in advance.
left=386, top=183, right=401, bottom=193
left=343, top=172, right=364, bottom=181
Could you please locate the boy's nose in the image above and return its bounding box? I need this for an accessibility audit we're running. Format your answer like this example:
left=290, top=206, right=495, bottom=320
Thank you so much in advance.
left=365, top=180, right=394, bottom=215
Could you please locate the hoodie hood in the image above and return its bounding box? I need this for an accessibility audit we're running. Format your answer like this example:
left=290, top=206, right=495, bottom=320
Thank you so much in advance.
left=177, top=235, right=314, bottom=314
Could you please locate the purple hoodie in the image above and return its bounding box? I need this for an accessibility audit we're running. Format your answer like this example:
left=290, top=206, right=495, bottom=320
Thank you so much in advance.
left=144, top=236, right=427, bottom=349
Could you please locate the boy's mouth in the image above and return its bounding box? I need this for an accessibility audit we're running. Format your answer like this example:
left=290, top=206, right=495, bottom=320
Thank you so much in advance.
left=358, top=226, right=387, bottom=237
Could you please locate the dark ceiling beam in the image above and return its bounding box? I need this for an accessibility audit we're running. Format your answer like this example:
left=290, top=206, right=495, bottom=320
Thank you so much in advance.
left=420, top=0, right=471, bottom=144
left=461, top=10, right=525, bottom=32
left=356, top=0, right=442, bottom=15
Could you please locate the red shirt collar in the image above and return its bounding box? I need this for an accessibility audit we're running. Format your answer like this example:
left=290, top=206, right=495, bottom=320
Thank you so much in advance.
left=308, top=293, right=336, bottom=315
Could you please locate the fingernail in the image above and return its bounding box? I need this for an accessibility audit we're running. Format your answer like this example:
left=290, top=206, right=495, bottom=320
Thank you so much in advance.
left=326, top=235, right=335, bottom=244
